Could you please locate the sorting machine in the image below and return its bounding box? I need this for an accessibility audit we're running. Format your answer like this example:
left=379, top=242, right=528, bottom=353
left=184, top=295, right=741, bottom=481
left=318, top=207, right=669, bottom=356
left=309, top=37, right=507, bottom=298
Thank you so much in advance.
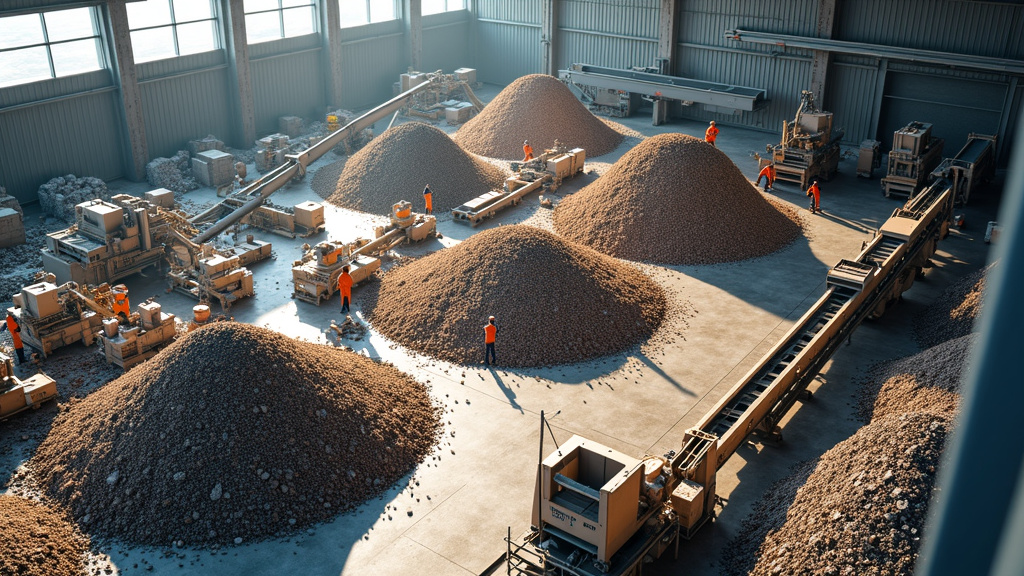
left=452, top=144, right=586, bottom=227
left=98, top=300, right=179, bottom=370
left=0, top=351, right=58, bottom=421
left=292, top=201, right=436, bottom=305
left=881, top=121, right=945, bottom=200
left=929, top=133, right=997, bottom=206
left=505, top=178, right=956, bottom=576
left=765, top=90, right=844, bottom=189
left=559, top=63, right=767, bottom=125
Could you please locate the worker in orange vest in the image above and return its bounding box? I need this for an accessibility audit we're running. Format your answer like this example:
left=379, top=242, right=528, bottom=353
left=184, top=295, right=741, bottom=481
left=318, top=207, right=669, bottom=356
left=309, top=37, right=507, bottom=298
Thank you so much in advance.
left=112, top=286, right=130, bottom=319
left=756, top=163, right=776, bottom=191
left=705, top=121, right=719, bottom=146
left=2, top=310, right=25, bottom=365
left=422, top=184, right=432, bottom=215
left=806, top=180, right=821, bottom=213
left=523, top=140, right=534, bottom=161
left=338, top=266, right=353, bottom=314
left=484, top=315, right=497, bottom=366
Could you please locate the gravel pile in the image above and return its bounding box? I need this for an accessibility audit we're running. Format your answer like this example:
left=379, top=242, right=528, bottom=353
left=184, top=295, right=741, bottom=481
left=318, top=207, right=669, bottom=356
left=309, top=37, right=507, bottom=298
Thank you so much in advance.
left=741, top=412, right=951, bottom=576
left=454, top=74, right=623, bottom=159
left=29, top=322, right=442, bottom=547
left=310, top=157, right=347, bottom=201
left=553, top=133, right=802, bottom=265
left=367, top=225, right=666, bottom=367
left=0, top=495, right=87, bottom=576
left=146, top=150, right=200, bottom=194
left=0, top=220, right=66, bottom=306
left=327, top=122, right=506, bottom=214
left=914, top=263, right=993, bottom=348
left=858, top=333, right=975, bottom=422
left=36, top=175, right=110, bottom=223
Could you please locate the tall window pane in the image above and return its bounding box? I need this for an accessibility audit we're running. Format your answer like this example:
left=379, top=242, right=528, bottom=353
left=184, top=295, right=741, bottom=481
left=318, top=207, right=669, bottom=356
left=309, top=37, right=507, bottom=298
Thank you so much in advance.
left=0, top=7, right=103, bottom=87
left=0, top=46, right=50, bottom=87
left=176, top=20, right=217, bottom=55
left=44, top=8, right=96, bottom=42
left=0, top=14, right=44, bottom=50
left=422, top=0, right=445, bottom=15
left=244, top=0, right=278, bottom=12
left=245, top=11, right=282, bottom=42
left=174, top=0, right=214, bottom=22
left=283, top=6, right=315, bottom=36
left=131, top=27, right=177, bottom=62
left=369, top=0, right=395, bottom=22
left=128, top=0, right=218, bottom=61
left=51, top=39, right=102, bottom=76
left=339, top=1, right=368, bottom=27
left=126, top=0, right=172, bottom=29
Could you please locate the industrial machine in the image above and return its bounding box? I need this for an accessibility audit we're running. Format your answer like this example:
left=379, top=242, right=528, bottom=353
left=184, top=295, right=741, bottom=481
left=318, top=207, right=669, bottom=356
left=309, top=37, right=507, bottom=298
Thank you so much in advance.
left=98, top=300, right=178, bottom=370
left=452, top=144, right=586, bottom=226
left=929, top=133, right=996, bottom=206
left=292, top=201, right=436, bottom=305
left=559, top=62, right=768, bottom=125
left=505, top=177, right=957, bottom=575
left=766, top=90, right=844, bottom=189
left=857, top=139, right=882, bottom=178
left=399, top=68, right=485, bottom=123
left=239, top=200, right=326, bottom=238
left=881, top=121, right=945, bottom=200
left=0, top=351, right=58, bottom=421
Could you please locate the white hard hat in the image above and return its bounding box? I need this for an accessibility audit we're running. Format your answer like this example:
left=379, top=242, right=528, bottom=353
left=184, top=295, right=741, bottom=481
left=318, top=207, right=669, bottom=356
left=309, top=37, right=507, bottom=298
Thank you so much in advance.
left=488, top=316, right=495, bottom=320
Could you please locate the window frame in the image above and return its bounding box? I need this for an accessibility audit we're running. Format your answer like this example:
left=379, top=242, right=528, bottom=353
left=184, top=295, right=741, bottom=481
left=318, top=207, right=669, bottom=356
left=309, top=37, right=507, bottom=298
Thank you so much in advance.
left=339, top=0, right=398, bottom=28
left=0, top=7, right=104, bottom=87
left=127, top=0, right=220, bottom=62
left=243, top=0, right=318, bottom=43
left=422, top=0, right=466, bottom=16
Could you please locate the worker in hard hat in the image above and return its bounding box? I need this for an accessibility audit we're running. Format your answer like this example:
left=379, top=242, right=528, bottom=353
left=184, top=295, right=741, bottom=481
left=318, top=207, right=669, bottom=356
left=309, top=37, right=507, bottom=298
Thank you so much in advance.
left=705, top=121, right=719, bottom=146
left=756, top=163, right=776, bottom=191
left=2, top=310, right=25, bottom=365
left=484, top=315, right=497, bottom=366
left=523, top=140, right=534, bottom=161
left=338, top=265, right=353, bottom=314
left=422, top=184, right=433, bottom=215
left=806, top=180, right=821, bottom=213
left=112, top=285, right=130, bottom=319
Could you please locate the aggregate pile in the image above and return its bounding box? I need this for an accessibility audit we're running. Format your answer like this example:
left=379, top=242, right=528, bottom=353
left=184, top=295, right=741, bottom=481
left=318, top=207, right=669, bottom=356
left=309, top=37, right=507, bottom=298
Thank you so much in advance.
left=914, top=263, right=993, bottom=348
left=367, top=225, right=666, bottom=367
left=858, top=333, right=975, bottom=422
left=36, top=174, right=110, bottom=223
left=553, top=133, right=802, bottom=265
left=738, top=413, right=951, bottom=576
left=29, top=322, right=442, bottom=547
left=454, top=74, right=623, bottom=159
left=145, top=150, right=200, bottom=194
left=0, top=495, right=87, bottom=576
left=327, top=122, right=506, bottom=215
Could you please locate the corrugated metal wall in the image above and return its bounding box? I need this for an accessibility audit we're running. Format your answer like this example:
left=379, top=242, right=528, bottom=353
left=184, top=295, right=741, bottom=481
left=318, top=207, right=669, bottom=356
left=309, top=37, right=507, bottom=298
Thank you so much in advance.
left=835, top=0, right=1024, bottom=60
left=340, top=20, right=406, bottom=109
left=0, top=71, right=124, bottom=203
left=138, top=52, right=233, bottom=158
left=823, top=56, right=879, bottom=145
left=557, top=0, right=659, bottom=71
left=675, top=0, right=816, bottom=133
left=250, top=35, right=326, bottom=136
left=423, top=11, right=471, bottom=73
left=475, top=0, right=540, bottom=85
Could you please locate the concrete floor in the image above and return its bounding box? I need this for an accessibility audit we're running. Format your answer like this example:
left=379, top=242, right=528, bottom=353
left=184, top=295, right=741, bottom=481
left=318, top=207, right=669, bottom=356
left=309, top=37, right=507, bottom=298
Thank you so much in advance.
left=0, top=86, right=1003, bottom=575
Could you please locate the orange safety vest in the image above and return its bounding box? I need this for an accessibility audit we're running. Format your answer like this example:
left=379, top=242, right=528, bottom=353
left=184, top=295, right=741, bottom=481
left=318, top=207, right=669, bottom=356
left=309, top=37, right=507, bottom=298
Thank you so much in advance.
left=423, top=192, right=432, bottom=211
left=759, top=165, right=775, bottom=182
left=484, top=323, right=496, bottom=344
left=338, top=272, right=353, bottom=298
left=523, top=144, right=534, bottom=161
left=5, top=315, right=22, bottom=349
left=705, top=125, right=719, bottom=142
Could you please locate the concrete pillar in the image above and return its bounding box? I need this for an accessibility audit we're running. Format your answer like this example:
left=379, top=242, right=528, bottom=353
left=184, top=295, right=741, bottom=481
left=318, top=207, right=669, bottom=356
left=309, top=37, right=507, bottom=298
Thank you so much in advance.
left=810, top=0, right=836, bottom=102
left=541, top=0, right=558, bottom=76
left=404, top=0, right=422, bottom=71
left=657, top=0, right=678, bottom=74
left=105, top=0, right=148, bottom=181
left=321, top=0, right=344, bottom=108
left=224, top=0, right=256, bottom=147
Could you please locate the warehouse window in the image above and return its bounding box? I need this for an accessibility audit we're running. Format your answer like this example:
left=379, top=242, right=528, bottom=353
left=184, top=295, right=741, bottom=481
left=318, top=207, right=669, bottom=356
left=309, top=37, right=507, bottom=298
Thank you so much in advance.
left=244, top=0, right=317, bottom=43
left=0, top=7, right=103, bottom=88
left=127, top=0, right=219, bottom=63
left=422, top=0, right=466, bottom=15
left=339, top=0, right=396, bottom=28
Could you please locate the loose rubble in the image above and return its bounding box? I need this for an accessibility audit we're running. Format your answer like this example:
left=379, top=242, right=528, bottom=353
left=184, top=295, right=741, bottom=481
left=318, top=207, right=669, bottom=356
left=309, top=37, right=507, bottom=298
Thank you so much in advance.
left=145, top=150, right=200, bottom=194
left=0, top=494, right=87, bottom=576
left=366, top=225, right=666, bottom=367
left=0, top=220, right=66, bottom=305
left=914, top=263, right=993, bottom=348
left=454, top=74, right=624, bottom=159
left=738, top=413, right=951, bottom=576
left=29, top=322, right=442, bottom=546
left=36, top=174, right=110, bottom=223
left=553, top=133, right=802, bottom=265
left=858, top=333, right=975, bottom=422
left=327, top=122, right=507, bottom=214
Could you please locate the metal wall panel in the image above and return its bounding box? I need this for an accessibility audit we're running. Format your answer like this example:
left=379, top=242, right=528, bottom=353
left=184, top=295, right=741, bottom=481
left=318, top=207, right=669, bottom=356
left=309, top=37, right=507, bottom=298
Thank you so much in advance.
left=556, top=0, right=658, bottom=72
left=476, top=0, right=539, bottom=25
left=0, top=90, right=123, bottom=203
left=558, top=31, right=658, bottom=72
left=680, top=0, right=819, bottom=49
left=0, top=69, right=112, bottom=108
left=423, top=15, right=471, bottom=73
left=251, top=44, right=326, bottom=136
left=340, top=31, right=406, bottom=109
left=559, top=0, right=659, bottom=38
left=823, top=58, right=878, bottom=145
left=139, top=66, right=234, bottom=158
left=835, top=0, right=1024, bottom=60
left=0, top=0, right=100, bottom=14
left=137, top=51, right=226, bottom=82
left=476, top=20, right=541, bottom=85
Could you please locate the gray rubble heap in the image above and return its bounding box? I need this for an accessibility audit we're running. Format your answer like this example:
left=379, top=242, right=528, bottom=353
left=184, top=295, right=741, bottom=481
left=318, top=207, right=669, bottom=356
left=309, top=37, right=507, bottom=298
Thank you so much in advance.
left=36, top=174, right=110, bottom=223
left=146, top=150, right=200, bottom=194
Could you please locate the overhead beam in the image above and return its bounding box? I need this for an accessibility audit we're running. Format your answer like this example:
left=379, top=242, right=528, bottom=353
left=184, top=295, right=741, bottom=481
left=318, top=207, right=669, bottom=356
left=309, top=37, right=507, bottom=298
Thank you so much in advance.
left=105, top=0, right=148, bottom=181
left=224, top=0, right=256, bottom=147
